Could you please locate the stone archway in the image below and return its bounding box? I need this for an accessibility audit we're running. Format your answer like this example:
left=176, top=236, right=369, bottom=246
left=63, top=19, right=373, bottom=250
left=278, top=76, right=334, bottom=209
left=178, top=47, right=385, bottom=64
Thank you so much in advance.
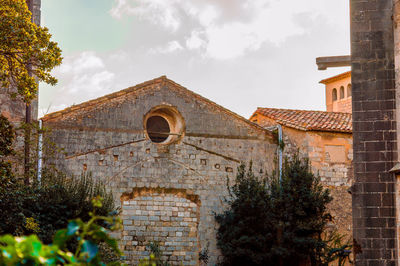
left=121, top=188, right=200, bottom=265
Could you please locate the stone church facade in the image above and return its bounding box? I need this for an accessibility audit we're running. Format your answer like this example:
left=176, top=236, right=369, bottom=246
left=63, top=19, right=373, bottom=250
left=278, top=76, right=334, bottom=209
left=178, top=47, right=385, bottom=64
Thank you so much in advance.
left=42, top=76, right=277, bottom=265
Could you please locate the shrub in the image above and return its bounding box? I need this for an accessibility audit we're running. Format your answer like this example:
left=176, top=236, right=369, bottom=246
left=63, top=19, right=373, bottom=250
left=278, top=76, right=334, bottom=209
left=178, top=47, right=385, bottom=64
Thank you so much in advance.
left=215, top=155, right=352, bottom=266
left=0, top=197, right=122, bottom=265
left=0, top=170, right=117, bottom=244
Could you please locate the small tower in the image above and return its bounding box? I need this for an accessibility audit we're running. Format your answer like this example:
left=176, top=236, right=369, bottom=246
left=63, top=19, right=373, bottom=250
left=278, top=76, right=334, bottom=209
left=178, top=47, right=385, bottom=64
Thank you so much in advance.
left=319, top=71, right=352, bottom=113
left=0, top=0, right=40, bottom=124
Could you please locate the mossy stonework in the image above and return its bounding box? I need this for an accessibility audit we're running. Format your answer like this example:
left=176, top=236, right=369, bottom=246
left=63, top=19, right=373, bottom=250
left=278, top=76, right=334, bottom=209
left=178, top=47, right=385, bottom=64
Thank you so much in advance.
left=42, top=76, right=277, bottom=265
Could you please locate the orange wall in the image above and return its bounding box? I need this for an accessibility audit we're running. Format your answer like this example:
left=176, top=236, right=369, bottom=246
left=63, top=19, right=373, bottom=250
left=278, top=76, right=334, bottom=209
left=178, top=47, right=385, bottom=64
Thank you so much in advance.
left=325, top=75, right=352, bottom=113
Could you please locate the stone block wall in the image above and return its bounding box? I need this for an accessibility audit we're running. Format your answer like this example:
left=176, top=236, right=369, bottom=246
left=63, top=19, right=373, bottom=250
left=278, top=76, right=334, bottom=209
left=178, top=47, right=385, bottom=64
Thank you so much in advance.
left=121, top=190, right=199, bottom=265
left=351, top=0, right=398, bottom=264
left=47, top=130, right=275, bottom=265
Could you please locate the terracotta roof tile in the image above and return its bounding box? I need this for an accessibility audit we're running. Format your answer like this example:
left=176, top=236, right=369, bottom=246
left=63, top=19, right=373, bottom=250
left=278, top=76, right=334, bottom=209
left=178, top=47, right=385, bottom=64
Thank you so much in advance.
left=253, top=108, right=352, bottom=133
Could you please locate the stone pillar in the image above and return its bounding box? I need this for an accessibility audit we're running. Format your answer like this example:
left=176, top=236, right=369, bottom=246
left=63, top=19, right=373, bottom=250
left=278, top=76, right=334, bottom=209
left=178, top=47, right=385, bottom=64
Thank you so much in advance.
left=26, top=0, right=41, bottom=121
left=351, top=0, right=398, bottom=265
left=393, top=1, right=400, bottom=265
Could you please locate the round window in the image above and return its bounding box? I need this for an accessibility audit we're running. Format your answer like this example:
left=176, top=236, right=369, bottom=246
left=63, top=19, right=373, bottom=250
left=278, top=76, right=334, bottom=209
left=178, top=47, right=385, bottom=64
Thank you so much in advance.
left=144, top=106, right=185, bottom=145
left=146, top=116, right=170, bottom=143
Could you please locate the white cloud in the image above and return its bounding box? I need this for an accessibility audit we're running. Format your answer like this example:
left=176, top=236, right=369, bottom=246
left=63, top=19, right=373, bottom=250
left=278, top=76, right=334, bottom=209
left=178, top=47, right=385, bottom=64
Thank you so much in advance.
left=44, top=51, right=116, bottom=111
left=110, top=0, right=347, bottom=60
left=59, top=51, right=105, bottom=74
left=149, top=40, right=184, bottom=54
left=110, top=0, right=182, bottom=31
left=68, top=70, right=115, bottom=94
left=186, top=30, right=206, bottom=50
left=40, top=0, right=350, bottom=119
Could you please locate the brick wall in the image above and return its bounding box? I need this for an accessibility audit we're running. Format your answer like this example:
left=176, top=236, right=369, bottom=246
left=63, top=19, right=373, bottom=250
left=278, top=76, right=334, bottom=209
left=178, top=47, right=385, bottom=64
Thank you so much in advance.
left=334, top=97, right=352, bottom=113
left=121, top=191, right=199, bottom=265
left=351, top=0, right=398, bottom=264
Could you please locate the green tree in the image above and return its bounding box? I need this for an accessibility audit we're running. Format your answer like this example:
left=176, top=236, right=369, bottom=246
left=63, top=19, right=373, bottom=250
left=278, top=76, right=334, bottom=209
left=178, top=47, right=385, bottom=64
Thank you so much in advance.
left=0, top=0, right=62, bottom=103
left=215, top=156, right=351, bottom=266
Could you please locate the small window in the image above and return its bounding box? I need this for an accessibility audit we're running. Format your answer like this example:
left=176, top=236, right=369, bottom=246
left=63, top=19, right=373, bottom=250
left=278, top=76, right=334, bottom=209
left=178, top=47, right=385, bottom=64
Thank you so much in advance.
left=340, top=86, right=345, bottom=99
left=146, top=116, right=170, bottom=143
left=332, top=88, right=337, bottom=101
left=347, top=84, right=352, bottom=97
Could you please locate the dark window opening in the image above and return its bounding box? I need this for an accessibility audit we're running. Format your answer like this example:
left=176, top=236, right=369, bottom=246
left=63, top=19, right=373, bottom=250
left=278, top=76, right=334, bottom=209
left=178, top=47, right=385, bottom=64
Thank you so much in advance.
left=332, top=88, right=337, bottom=101
left=146, top=116, right=170, bottom=143
left=340, top=86, right=345, bottom=99
left=347, top=84, right=352, bottom=97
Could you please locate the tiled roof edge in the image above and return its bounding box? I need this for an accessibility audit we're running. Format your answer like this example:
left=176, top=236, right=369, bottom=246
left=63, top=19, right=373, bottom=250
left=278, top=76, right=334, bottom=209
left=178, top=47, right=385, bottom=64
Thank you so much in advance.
left=319, top=71, right=351, bottom=85
left=253, top=108, right=352, bottom=133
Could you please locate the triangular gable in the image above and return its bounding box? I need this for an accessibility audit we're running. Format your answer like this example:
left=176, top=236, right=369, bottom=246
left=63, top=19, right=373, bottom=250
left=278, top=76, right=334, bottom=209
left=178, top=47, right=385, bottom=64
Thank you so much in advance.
left=42, top=76, right=272, bottom=138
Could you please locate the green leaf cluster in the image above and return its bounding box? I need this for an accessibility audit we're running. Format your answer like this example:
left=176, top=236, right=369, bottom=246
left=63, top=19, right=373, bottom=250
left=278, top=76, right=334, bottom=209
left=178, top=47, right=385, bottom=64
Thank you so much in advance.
left=138, top=242, right=170, bottom=266
left=215, top=155, right=352, bottom=266
left=0, top=0, right=62, bottom=103
left=0, top=115, right=15, bottom=188
left=0, top=115, right=14, bottom=158
left=0, top=198, right=123, bottom=265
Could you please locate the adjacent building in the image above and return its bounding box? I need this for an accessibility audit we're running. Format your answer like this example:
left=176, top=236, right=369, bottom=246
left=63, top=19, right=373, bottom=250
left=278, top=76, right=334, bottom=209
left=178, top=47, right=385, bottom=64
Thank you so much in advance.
left=320, top=71, right=352, bottom=113
left=250, top=108, right=353, bottom=237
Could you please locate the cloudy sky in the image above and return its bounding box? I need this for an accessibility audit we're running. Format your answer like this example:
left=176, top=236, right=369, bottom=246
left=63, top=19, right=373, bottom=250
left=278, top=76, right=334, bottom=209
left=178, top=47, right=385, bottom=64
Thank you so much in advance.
left=39, top=0, right=350, bottom=119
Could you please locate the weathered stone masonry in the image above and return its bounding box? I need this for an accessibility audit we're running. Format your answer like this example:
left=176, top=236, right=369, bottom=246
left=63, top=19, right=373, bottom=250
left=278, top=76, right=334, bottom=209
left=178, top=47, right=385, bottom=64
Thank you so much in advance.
left=351, top=0, right=398, bottom=265
left=43, top=77, right=277, bottom=265
left=250, top=110, right=354, bottom=239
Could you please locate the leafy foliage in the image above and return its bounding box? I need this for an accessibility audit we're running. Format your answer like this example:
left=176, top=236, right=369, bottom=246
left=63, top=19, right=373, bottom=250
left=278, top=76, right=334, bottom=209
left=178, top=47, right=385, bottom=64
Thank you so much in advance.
left=198, top=243, right=209, bottom=265
left=0, top=197, right=123, bottom=265
left=215, top=155, right=352, bottom=266
left=0, top=114, right=14, bottom=158
left=0, top=0, right=62, bottom=103
left=138, top=242, right=171, bottom=266
left=0, top=115, right=16, bottom=189
left=0, top=170, right=117, bottom=244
